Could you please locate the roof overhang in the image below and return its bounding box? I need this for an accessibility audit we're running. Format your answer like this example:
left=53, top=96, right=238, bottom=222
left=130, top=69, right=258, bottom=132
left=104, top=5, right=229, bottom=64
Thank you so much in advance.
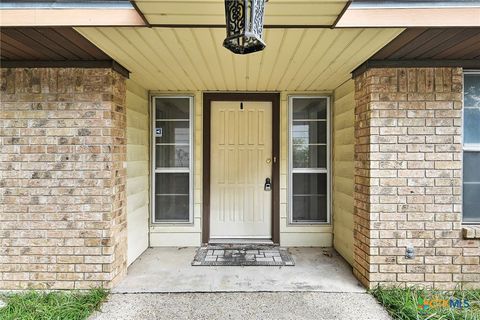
left=352, top=27, right=480, bottom=77
left=75, top=26, right=402, bottom=91
left=133, top=0, right=349, bottom=28
left=0, top=1, right=146, bottom=27
left=0, top=26, right=130, bottom=78
left=336, top=1, right=480, bottom=27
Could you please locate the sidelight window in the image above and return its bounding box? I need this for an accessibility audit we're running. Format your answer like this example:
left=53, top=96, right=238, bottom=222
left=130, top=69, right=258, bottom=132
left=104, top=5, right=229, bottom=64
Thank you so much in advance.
left=289, top=96, right=330, bottom=224
left=463, top=73, right=480, bottom=224
left=152, top=96, right=193, bottom=223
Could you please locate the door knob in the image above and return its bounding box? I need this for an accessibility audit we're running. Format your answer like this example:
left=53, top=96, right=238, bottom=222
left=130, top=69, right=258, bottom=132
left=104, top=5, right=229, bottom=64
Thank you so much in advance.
left=264, top=178, right=272, bottom=191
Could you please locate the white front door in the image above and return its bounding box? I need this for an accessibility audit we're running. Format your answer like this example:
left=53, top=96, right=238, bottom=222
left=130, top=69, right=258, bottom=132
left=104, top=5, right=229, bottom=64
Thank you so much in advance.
left=210, top=101, right=273, bottom=239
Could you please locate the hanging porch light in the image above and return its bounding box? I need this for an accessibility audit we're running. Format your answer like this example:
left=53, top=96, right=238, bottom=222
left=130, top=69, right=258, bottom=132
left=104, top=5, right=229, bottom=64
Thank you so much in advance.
left=223, top=0, right=267, bottom=54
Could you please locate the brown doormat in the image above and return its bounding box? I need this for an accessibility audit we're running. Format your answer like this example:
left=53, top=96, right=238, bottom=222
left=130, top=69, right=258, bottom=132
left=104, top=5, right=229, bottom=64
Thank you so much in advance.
left=192, top=245, right=295, bottom=266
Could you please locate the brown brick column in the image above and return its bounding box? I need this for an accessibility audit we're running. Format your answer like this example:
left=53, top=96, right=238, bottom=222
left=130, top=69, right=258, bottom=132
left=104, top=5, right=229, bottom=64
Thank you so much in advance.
left=353, top=67, right=480, bottom=290
left=0, top=68, right=127, bottom=290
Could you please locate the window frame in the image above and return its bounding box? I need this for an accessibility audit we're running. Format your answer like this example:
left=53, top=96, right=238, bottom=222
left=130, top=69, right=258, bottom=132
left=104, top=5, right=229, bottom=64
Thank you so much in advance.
left=288, top=95, right=331, bottom=225
left=150, top=95, right=194, bottom=225
left=462, top=71, right=480, bottom=225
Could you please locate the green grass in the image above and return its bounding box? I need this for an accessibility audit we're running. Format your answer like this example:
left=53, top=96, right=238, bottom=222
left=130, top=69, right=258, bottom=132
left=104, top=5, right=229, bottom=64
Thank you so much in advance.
left=0, top=288, right=108, bottom=320
left=371, top=286, right=480, bottom=320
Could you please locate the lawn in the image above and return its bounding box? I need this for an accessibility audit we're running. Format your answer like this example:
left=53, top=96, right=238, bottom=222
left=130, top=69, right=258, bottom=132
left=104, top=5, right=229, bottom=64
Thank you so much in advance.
left=0, top=288, right=108, bottom=320
left=371, top=286, right=480, bottom=320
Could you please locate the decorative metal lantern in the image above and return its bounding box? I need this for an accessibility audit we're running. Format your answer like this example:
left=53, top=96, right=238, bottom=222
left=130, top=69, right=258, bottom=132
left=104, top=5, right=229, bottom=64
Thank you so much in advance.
left=223, top=0, right=266, bottom=54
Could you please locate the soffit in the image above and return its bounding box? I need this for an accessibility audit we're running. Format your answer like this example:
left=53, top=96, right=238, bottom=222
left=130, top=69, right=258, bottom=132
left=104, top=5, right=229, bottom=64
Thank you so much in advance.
left=0, top=27, right=110, bottom=60
left=134, top=0, right=349, bottom=26
left=371, top=28, right=480, bottom=60
left=352, top=28, right=480, bottom=77
left=76, top=27, right=402, bottom=91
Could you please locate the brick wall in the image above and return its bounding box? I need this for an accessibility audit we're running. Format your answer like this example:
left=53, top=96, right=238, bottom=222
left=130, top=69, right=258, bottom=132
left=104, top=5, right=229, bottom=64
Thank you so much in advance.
left=0, top=68, right=127, bottom=290
left=353, top=67, right=480, bottom=290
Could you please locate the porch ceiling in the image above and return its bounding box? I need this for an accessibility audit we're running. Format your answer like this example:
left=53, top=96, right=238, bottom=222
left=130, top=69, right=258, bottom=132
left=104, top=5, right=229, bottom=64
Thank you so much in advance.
left=76, top=27, right=402, bottom=91
left=134, top=0, right=348, bottom=27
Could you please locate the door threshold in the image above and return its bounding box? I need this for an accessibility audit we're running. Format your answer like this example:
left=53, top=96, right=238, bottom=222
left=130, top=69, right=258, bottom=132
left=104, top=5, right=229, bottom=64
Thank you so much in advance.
left=209, top=238, right=274, bottom=245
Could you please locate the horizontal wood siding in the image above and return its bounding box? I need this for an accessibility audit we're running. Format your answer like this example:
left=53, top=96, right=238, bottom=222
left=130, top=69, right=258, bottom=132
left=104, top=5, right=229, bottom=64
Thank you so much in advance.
left=332, top=80, right=355, bottom=266
left=126, top=79, right=149, bottom=265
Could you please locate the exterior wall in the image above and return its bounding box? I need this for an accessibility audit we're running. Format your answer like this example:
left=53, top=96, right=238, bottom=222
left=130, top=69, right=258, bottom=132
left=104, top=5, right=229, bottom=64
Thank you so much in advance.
left=332, top=80, right=355, bottom=265
left=353, top=67, right=480, bottom=290
left=0, top=68, right=127, bottom=290
left=126, top=80, right=149, bottom=265
left=149, top=91, right=333, bottom=247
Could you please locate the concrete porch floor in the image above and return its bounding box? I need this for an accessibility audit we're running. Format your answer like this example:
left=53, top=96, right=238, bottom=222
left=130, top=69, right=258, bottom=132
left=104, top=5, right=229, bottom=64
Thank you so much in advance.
left=113, top=247, right=365, bottom=293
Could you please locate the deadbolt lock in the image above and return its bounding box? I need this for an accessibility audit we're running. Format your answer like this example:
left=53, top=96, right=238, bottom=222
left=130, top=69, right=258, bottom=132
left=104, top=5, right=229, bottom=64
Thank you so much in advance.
left=264, top=177, right=272, bottom=191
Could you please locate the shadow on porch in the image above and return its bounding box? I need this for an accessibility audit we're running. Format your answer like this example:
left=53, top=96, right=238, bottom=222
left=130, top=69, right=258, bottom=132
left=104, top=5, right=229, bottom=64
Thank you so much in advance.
left=113, top=247, right=364, bottom=293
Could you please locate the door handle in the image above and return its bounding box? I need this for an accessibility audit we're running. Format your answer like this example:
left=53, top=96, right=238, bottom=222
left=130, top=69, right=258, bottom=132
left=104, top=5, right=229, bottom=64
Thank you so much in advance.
left=264, top=178, right=272, bottom=191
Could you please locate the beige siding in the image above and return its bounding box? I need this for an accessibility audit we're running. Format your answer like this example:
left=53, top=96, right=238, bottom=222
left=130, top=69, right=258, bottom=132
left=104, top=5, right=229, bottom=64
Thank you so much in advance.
left=332, top=80, right=355, bottom=265
left=126, top=79, right=150, bottom=265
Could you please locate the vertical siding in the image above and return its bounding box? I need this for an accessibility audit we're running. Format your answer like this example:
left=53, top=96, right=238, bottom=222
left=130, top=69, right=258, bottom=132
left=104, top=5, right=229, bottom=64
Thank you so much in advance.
left=332, top=80, right=355, bottom=266
left=126, top=79, right=150, bottom=265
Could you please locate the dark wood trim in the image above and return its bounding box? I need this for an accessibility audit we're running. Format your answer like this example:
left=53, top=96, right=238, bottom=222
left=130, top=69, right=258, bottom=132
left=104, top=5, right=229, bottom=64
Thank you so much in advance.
left=202, top=92, right=281, bottom=245
left=130, top=0, right=151, bottom=27
left=389, top=29, right=446, bottom=60
left=202, top=95, right=212, bottom=244
left=371, top=28, right=428, bottom=60
left=352, top=59, right=480, bottom=78
left=331, top=0, right=352, bottom=29
left=111, top=60, right=131, bottom=78
left=2, top=28, right=64, bottom=60
left=419, top=29, right=480, bottom=59
left=271, top=93, right=280, bottom=244
left=351, top=62, right=369, bottom=78
left=1, top=60, right=130, bottom=78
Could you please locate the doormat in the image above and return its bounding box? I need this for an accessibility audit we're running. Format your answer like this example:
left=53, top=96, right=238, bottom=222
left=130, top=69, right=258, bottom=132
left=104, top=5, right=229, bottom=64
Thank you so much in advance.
left=192, top=245, right=295, bottom=266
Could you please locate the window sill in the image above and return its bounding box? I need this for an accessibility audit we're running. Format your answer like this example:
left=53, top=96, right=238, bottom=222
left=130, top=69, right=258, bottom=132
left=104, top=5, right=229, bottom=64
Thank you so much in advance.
left=462, top=226, right=480, bottom=239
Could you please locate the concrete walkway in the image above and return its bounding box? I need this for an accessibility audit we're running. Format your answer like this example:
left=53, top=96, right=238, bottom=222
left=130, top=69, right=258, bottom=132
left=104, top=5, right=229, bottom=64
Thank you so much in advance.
left=92, top=248, right=391, bottom=320
left=90, top=292, right=391, bottom=320
left=114, top=247, right=365, bottom=293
